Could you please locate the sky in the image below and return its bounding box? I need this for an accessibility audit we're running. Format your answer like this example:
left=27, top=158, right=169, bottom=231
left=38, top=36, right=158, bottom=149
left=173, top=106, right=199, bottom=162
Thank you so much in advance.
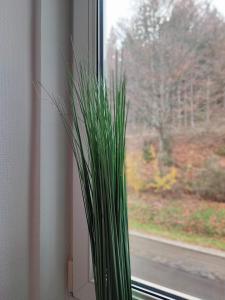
left=214, top=0, right=225, bottom=14
left=105, top=0, right=225, bottom=38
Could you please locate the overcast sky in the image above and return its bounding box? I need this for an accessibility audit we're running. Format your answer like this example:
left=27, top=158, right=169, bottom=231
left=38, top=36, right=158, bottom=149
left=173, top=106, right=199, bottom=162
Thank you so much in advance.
left=105, top=0, right=225, bottom=38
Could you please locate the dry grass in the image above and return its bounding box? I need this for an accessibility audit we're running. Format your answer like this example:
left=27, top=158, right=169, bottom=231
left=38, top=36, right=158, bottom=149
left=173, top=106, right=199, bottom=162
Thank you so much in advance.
left=128, top=193, right=225, bottom=250
left=126, top=129, right=225, bottom=250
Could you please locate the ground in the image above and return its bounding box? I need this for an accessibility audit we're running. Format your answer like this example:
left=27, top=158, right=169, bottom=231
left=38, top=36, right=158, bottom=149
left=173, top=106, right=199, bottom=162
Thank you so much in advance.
left=126, top=127, right=225, bottom=251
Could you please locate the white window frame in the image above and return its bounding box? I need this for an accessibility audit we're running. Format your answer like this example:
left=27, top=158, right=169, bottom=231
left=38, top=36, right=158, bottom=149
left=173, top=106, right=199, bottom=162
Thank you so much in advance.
left=71, top=0, right=97, bottom=299
left=70, top=1, right=202, bottom=300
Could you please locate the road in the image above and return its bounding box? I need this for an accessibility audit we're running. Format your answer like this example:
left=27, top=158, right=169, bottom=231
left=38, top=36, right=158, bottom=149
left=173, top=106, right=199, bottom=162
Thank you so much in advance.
left=129, top=233, right=225, bottom=300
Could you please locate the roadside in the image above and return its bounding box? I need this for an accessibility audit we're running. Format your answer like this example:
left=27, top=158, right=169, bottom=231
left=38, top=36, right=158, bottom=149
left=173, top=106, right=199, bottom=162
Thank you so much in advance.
left=129, top=233, right=225, bottom=300
left=130, top=232, right=225, bottom=280
left=128, top=195, right=225, bottom=251
left=126, top=129, right=225, bottom=251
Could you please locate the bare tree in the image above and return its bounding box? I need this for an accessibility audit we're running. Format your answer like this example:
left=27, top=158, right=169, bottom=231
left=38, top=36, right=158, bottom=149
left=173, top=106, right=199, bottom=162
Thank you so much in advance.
left=106, top=0, right=225, bottom=167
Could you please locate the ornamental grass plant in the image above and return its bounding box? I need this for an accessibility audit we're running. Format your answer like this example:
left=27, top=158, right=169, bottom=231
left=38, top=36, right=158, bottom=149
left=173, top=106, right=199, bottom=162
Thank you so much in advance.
left=52, top=65, right=132, bottom=300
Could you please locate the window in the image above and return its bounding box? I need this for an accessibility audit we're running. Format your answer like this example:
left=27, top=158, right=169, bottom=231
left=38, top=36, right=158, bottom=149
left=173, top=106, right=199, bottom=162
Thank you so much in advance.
left=72, top=0, right=225, bottom=299
left=104, top=0, right=225, bottom=300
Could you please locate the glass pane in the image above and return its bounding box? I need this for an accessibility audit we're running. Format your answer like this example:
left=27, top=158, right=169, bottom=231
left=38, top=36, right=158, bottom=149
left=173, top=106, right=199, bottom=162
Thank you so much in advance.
left=104, top=1, right=225, bottom=299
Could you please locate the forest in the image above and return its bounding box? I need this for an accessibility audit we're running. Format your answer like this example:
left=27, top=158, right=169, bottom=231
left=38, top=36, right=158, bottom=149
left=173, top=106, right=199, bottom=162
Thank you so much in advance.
left=106, top=0, right=225, bottom=250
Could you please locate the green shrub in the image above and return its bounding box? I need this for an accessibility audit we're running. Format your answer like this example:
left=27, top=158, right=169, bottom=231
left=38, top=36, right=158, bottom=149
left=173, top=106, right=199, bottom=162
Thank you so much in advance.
left=162, top=152, right=174, bottom=167
left=159, top=135, right=173, bottom=167
left=194, top=158, right=225, bottom=202
left=215, top=145, right=225, bottom=157
left=142, top=141, right=155, bottom=162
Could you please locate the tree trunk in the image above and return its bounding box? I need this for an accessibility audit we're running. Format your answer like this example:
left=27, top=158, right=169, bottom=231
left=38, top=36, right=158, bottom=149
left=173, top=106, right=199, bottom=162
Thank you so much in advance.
left=177, top=86, right=182, bottom=128
left=206, top=77, right=210, bottom=125
left=157, top=125, right=171, bottom=175
left=190, top=80, right=195, bottom=128
left=184, top=90, right=188, bottom=128
left=223, top=89, right=225, bottom=109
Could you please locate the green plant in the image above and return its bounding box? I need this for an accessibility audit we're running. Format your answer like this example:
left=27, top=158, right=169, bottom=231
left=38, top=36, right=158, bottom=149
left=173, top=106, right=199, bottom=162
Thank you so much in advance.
left=149, top=166, right=177, bottom=191
left=193, top=158, right=225, bottom=202
left=215, top=145, right=225, bottom=157
left=128, top=198, right=225, bottom=249
left=148, top=152, right=177, bottom=192
left=126, top=146, right=177, bottom=193
left=142, top=141, right=154, bottom=162
left=158, top=133, right=173, bottom=167
left=126, top=152, right=146, bottom=192
left=53, top=67, right=132, bottom=300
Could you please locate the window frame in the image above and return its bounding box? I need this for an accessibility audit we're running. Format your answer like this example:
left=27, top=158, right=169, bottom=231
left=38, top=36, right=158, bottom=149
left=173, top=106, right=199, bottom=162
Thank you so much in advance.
left=71, top=0, right=97, bottom=299
left=72, top=1, right=202, bottom=299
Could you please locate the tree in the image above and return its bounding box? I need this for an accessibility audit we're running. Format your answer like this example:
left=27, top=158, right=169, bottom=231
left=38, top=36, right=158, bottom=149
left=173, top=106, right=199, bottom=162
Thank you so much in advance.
left=106, top=0, right=225, bottom=168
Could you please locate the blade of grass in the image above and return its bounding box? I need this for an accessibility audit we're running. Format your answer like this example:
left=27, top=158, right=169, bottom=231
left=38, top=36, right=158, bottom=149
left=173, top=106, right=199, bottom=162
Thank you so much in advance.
left=49, top=66, right=132, bottom=300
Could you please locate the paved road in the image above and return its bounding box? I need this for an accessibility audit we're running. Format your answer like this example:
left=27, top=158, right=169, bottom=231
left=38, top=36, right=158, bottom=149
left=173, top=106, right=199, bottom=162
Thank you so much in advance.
left=129, top=233, right=225, bottom=300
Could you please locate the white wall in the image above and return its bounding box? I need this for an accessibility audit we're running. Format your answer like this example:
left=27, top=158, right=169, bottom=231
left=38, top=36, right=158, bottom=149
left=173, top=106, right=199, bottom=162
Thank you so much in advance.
left=0, top=0, right=72, bottom=299
left=0, top=1, right=31, bottom=299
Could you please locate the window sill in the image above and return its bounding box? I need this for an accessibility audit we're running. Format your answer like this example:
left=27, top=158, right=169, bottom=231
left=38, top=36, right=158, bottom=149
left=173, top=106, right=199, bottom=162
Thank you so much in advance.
left=132, top=277, right=201, bottom=300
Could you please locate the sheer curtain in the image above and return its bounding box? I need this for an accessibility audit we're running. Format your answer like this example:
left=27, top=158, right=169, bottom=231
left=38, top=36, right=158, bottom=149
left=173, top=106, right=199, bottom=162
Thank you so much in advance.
left=0, top=1, right=73, bottom=299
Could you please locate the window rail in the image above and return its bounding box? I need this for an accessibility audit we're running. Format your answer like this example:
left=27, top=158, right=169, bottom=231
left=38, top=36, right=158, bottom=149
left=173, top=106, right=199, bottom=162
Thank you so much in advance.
left=132, top=277, right=202, bottom=300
